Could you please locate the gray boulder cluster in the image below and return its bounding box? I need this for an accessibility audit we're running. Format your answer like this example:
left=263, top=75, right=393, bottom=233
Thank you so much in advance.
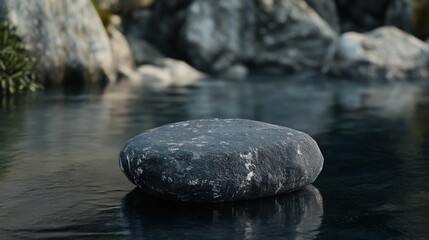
left=125, top=0, right=337, bottom=76
left=1, top=0, right=429, bottom=86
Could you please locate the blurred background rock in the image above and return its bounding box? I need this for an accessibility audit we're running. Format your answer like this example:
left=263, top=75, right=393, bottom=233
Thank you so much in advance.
left=2, top=0, right=429, bottom=92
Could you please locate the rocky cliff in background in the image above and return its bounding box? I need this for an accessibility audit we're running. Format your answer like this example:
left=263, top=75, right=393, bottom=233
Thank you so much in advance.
left=123, top=0, right=429, bottom=81
left=3, top=0, right=429, bottom=86
left=0, top=0, right=117, bottom=87
left=125, top=0, right=337, bottom=75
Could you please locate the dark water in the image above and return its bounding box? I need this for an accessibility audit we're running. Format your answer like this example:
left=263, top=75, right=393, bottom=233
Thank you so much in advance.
left=1, top=77, right=429, bottom=239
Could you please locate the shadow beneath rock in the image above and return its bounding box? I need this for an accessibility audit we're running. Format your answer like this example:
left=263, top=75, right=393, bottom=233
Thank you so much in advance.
left=120, top=185, right=323, bottom=239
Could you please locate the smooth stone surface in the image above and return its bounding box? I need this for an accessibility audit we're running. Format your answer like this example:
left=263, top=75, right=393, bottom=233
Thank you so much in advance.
left=119, top=119, right=324, bottom=202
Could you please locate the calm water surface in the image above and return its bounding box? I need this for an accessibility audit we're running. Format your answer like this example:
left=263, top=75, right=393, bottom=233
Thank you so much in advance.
left=1, top=77, right=429, bottom=239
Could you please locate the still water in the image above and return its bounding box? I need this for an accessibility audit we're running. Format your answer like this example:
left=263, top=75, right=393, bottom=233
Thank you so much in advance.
left=1, top=77, right=429, bottom=239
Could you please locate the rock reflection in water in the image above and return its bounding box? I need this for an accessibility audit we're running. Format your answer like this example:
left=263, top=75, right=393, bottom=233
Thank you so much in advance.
left=120, top=185, right=323, bottom=240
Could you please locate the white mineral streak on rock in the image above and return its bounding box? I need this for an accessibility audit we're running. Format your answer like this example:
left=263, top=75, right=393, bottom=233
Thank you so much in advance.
left=245, top=163, right=252, bottom=170
left=275, top=182, right=283, bottom=193
left=188, top=179, right=199, bottom=185
left=126, top=155, right=131, bottom=168
left=246, top=171, right=254, bottom=181
left=297, top=144, right=302, bottom=155
left=167, top=143, right=184, bottom=146
left=240, top=152, right=252, bottom=161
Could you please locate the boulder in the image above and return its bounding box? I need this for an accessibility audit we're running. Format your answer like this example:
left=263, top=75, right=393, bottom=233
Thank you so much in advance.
left=179, top=0, right=337, bottom=73
left=179, top=0, right=250, bottom=73
left=305, top=0, right=340, bottom=32
left=0, top=0, right=117, bottom=85
left=125, top=0, right=336, bottom=75
left=250, top=0, right=337, bottom=73
left=132, top=58, right=205, bottom=88
left=119, top=119, right=324, bottom=202
left=322, top=27, right=429, bottom=80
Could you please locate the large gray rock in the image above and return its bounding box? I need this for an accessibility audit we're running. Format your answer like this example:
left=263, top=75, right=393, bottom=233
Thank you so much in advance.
left=125, top=0, right=336, bottom=74
left=0, top=0, right=117, bottom=85
left=250, top=0, right=337, bottom=73
left=322, top=26, right=429, bottom=80
left=119, top=119, right=324, bottom=202
left=180, top=0, right=337, bottom=73
left=179, top=0, right=251, bottom=73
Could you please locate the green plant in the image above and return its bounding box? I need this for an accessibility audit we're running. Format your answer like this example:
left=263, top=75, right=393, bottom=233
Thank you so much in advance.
left=0, top=21, right=41, bottom=95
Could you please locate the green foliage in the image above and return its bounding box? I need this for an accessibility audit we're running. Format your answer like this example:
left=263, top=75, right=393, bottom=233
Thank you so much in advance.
left=0, top=21, right=41, bottom=95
